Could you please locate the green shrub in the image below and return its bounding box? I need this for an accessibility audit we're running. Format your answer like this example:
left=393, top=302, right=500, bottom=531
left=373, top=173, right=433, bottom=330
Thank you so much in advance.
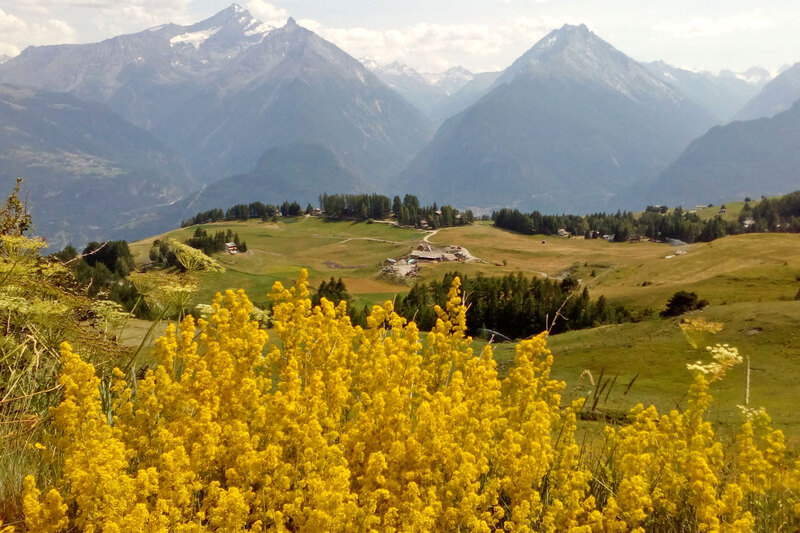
left=661, top=290, right=708, bottom=317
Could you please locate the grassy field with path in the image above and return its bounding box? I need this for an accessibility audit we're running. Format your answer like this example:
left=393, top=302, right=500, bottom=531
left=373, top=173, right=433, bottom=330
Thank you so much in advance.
left=130, top=217, right=800, bottom=438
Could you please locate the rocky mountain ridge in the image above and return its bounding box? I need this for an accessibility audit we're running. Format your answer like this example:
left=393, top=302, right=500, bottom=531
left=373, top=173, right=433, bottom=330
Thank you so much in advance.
left=400, top=24, right=717, bottom=214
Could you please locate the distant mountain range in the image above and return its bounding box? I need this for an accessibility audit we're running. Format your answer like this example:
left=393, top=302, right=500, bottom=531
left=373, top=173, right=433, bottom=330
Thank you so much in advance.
left=361, top=59, right=478, bottom=123
left=425, top=71, right=501, bottom=125
left=0, top=5, right=274, bottom=127
left=734, top=63, right=800, bottom=121
left=150, top=17, right=431, bottom=186
left=0, top=84, right=195, bottom=249
left=642, top=62, right=769, bottom=122
left=1, top=4, right=799, bottom=247
left=360, top=59, right=509, bottom=126
left=400, top=24, right=717, bottom=213
left=0, top=6, right=431, bottom=186
left=650, top=99, right=800, bottom=206
left=0, top=4, right=431, bottom=247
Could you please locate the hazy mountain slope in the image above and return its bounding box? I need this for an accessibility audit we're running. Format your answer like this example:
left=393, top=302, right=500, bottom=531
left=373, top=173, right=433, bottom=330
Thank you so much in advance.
left=400, top=25, right=716, bottom=213
left=428, top=71, right=501, bottom=124
left=643, top=61, right=768, bottom=121
left=429, top=67, right=474, bottom=94
left=0, top=84, right=195, bottom=249
left=151, top=19, right=431, bottom=184
left=362, top=61, right=447, bottom=114
left=113, top=143, right=363, bottom=240
left=363, top=60, right=476, bottom=119
left=183, top=142, right=364, bottom=214
left=735, top=63, right=800, bottom=121
left=649, top=100, right=800, bottom=207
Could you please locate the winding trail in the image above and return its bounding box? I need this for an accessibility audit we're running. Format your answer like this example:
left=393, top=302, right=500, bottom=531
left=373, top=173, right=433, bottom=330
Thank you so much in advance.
left=423, top=229, right=440, bottom=243
left=421, top=228, right=487, bottom=263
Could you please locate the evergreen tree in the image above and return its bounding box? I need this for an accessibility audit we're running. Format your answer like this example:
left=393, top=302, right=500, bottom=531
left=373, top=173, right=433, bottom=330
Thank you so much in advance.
left=392, top=195, right=402, bottom=217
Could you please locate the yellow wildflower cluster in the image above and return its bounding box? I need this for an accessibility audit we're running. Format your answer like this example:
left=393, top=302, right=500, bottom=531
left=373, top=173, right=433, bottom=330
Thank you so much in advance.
left=0, top=233, right=133, bottom=520
left=19, top=271, right=800, bottom=531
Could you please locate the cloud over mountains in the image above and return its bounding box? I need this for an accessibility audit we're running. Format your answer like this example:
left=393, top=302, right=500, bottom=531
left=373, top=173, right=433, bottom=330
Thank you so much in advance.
left=2, top=0, right=794, bottom=73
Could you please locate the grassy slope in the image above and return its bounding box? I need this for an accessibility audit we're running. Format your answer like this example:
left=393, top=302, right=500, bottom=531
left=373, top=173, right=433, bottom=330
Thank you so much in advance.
left=131, top=217, right=800, bottom=438
left=424, top=223, right=800, bottom=309
left=425, top=224, right=800, bottom=439
left=481, top=299, right=800, bottom=443
left=660, top=200, right=748, bottom=222
left=129, top=217, right=423, bottom=308
left=693, top=200, right=747, bottom=222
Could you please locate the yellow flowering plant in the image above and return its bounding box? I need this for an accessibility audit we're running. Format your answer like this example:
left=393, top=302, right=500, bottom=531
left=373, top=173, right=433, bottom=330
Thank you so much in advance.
left=0, top=183, right=134, bottom=521
left=17, top=271, right=800, bottom=532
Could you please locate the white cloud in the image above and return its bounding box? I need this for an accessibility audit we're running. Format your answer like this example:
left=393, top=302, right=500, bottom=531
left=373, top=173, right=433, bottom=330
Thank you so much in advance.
left=310, top=16, right=577, bottom=72
left=0, top=8, right=27, bottom=33
left=30, top=0, right=188, bottom=11
left=97, top=1, right=194, bottom=34
left=323, top=23, right=502, bottom=62
left=0, top=42, right=20, bottom=57
left=653, top=10, right=776, bottom=38
left=12, top=0, right=51, bottom=16
left=246, top=0, right=288, bottom=27
left=13, top=0, right=195, bottom=35
left=0, top=7, right=76, bottom=56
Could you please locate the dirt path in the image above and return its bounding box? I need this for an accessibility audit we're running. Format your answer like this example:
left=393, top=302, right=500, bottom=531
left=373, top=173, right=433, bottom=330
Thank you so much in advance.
left=337, top=237, right=398, bottom=245
left=422, top=228, right=484, bottom=263
left=423, top=229, right=439, bottom=243
left=457, top=247, right=481, bottom=263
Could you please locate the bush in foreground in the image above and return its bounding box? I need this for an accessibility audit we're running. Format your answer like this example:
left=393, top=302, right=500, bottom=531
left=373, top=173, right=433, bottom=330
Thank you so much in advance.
left=19, top=271, right=800, bottom=532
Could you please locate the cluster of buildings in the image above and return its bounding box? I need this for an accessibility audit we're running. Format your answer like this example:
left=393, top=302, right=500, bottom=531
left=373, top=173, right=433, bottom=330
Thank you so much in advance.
left=383, top=244, right=470, bottom=278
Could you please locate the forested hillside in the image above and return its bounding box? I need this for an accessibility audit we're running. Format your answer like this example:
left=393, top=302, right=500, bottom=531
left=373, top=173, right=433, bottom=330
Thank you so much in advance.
left=493, top=190, right=800, bottom=242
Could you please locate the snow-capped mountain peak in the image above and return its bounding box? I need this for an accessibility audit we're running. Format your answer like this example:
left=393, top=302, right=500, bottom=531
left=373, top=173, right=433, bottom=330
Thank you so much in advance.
left=359, top=58, right=477, bottom=114
left=359, top=56, right=380, bottom=71
left=383, top=61, right=419, bottom=77
left=735, top=62, right=800, bottom=121
left=736, top=66, right=772, bottom=85
left=170, top=26, right=223, bottom=49
left=188, top=4, right=253, bottom=31
left=361, top=59, right=422, bottom=79
left=498, top=24, right=682, bottom=103
left=0, top=4, right=283, bottom=128
left=360, top=59, right=475, bottom=90
left=425, top=66, right=474, bottom=94
left=643, top=60, right=769, bottom=121
left=169, top=4, right=274, bottom=49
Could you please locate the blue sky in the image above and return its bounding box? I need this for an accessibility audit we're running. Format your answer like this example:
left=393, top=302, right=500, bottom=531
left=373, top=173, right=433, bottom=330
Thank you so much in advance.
left=0, top=0, right=797, bottom=74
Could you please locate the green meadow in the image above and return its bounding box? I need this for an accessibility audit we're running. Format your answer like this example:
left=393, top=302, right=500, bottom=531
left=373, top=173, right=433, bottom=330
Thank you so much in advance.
left=131, top=216, right=800, bottom=438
